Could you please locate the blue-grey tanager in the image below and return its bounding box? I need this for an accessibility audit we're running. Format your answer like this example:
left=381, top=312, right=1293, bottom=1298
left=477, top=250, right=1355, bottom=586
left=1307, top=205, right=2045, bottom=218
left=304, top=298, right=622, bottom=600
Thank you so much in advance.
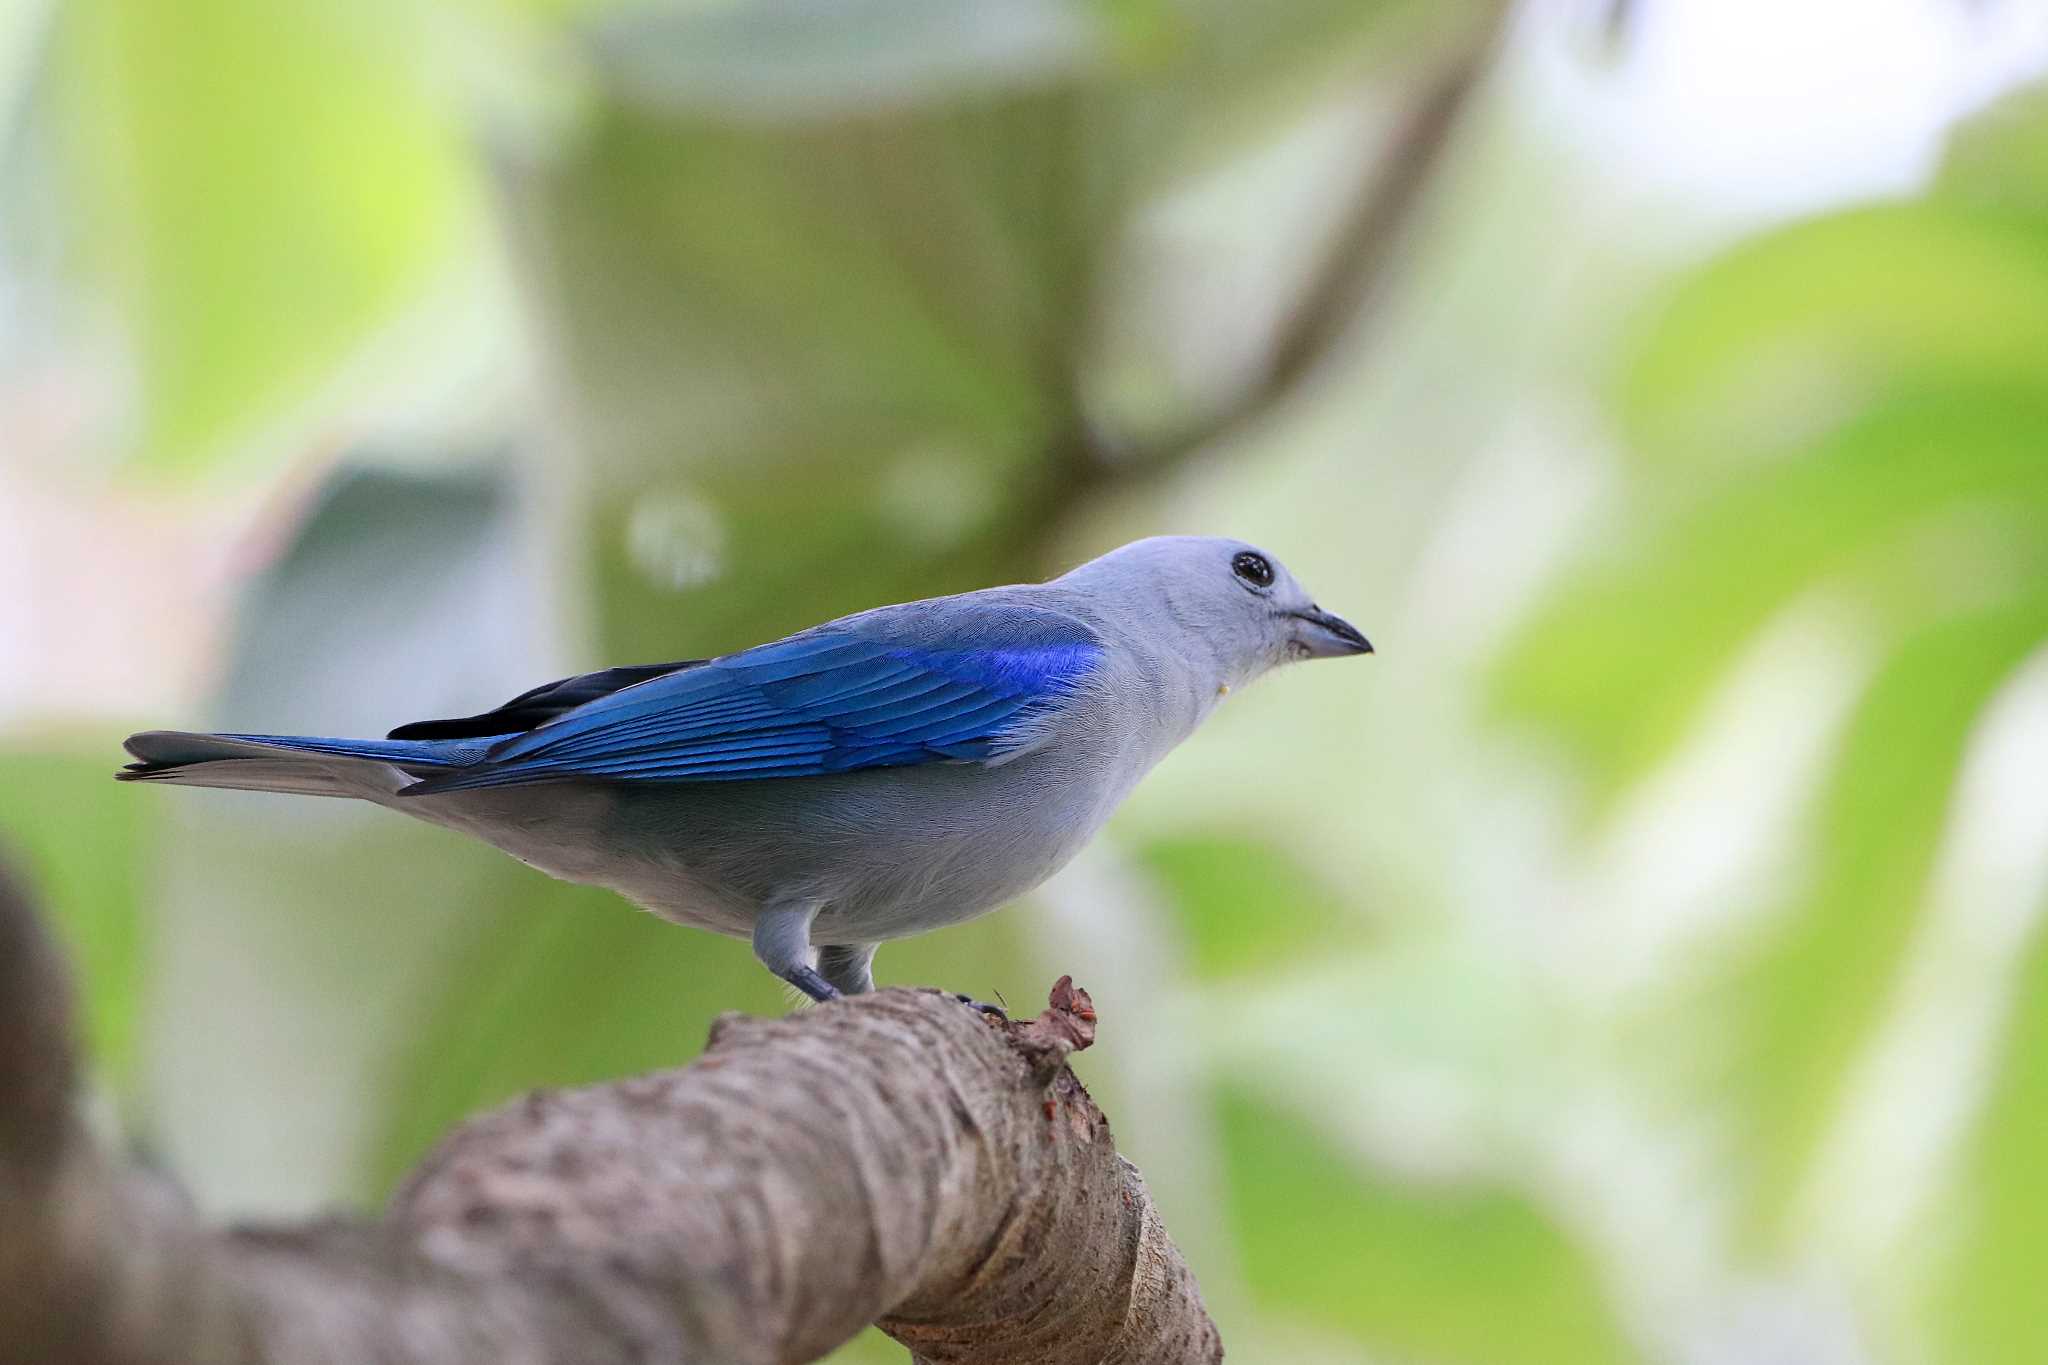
left=119, top=536, right=1372, bottom=1002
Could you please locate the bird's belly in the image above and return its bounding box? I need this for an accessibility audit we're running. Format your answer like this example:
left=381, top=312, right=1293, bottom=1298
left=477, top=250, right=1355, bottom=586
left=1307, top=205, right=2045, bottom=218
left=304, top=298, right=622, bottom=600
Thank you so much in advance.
left=802, top=771, right=1112, bottom=942
left=605, top=752, right=1121, bottom=941
left=397, top=747, right=1128, bottom=943
left=393, top=783, right=759, bottom=936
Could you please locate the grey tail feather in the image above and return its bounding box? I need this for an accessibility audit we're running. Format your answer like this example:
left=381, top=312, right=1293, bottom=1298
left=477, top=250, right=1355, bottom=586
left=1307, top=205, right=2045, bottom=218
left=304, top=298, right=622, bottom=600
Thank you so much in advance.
left=116, top=730, right=489, bottom=798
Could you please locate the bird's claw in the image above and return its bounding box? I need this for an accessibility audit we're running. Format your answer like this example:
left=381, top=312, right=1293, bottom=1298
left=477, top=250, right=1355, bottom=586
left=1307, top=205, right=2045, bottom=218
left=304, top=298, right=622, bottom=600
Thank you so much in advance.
left=952, top=992, right=1008, bottom=1022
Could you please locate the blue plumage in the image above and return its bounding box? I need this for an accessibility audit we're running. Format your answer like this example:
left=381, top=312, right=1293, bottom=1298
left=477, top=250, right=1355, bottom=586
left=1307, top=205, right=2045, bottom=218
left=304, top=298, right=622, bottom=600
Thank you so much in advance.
left=213, top=734, right=497, bottom=767
left=400, top=608, right=1104, bottom=793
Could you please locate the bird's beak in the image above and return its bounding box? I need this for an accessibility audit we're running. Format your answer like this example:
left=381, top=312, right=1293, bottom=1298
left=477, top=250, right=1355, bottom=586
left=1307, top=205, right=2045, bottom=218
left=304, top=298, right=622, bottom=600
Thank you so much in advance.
left=1288, top=606, right=1374, bottom=659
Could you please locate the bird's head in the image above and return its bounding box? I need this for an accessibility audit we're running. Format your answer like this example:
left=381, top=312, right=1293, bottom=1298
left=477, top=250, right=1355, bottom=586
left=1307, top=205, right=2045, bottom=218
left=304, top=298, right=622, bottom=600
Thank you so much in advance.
left=1063, top=536, right=1373, bottom=682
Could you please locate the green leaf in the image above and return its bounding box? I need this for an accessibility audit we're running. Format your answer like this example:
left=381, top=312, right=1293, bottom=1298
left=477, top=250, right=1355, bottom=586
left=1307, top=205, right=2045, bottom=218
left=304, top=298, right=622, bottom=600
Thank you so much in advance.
left=1721, top=593, right=2048, bottom=1244
left=1493, top=386, right=2048, bottom=799
left=1929, top=907, right=2048, bottom=1365
left=54, top=0, right=468, bottom=473
left=0, top=746, right=150, bottom=1093
left=1619, top=205, right=2048, bottom=468
left=1137, top=831, right=1367, bottom=979
left=1218, top=1086, right=1638, bottom=1363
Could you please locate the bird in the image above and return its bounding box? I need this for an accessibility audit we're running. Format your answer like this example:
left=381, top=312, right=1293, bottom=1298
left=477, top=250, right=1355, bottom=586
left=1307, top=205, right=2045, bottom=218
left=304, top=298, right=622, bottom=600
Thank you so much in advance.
left=118, top=536, right=1372, bottom=1004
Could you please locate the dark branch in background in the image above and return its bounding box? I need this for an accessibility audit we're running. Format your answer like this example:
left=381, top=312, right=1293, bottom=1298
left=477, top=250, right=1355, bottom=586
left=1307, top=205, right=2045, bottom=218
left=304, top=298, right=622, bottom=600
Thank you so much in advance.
left=1157, top=32, right=1499, bottom=463
left=0, top=867, right=1218, bottom=1365
left=994, top=5, right=1506, bottom=569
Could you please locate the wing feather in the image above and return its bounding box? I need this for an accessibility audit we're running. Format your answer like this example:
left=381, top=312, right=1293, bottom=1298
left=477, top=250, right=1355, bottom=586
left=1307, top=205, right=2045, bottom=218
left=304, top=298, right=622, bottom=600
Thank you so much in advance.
left=401, top=603, right=1102, bottom=793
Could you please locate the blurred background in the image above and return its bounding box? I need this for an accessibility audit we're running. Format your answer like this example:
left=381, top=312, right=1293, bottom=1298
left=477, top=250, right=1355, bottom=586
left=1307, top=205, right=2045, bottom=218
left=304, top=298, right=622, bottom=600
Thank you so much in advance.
left=5, top=0, right=2048, bottom=1359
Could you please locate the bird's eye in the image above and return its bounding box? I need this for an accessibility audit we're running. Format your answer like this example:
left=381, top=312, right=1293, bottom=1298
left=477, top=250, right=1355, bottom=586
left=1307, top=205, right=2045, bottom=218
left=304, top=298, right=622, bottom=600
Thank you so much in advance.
left=1231, top=551, right=1274, bottom=588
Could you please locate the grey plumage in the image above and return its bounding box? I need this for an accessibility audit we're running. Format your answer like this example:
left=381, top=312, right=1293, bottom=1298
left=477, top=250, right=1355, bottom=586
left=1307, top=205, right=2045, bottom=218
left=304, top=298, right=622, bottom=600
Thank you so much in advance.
left=120, top=536, right=1371, bottom=1001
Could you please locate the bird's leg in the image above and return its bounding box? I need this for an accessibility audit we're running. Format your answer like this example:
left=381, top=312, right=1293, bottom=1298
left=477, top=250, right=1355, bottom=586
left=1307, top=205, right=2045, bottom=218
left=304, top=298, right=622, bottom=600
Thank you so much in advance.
left=753, top=902, right=839, bottom=1004
left=817, top=943, right=878, bottom=997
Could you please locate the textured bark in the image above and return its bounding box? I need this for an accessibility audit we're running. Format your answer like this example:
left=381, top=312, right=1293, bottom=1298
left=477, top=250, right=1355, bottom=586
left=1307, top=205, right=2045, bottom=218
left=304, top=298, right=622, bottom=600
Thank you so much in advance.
left=0, top=866, right=1218, bottom=1365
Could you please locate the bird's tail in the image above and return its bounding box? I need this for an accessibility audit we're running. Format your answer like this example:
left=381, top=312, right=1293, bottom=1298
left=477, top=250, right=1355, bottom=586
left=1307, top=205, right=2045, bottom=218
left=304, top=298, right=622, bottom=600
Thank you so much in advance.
left=116, top=731, right=499, bottom=798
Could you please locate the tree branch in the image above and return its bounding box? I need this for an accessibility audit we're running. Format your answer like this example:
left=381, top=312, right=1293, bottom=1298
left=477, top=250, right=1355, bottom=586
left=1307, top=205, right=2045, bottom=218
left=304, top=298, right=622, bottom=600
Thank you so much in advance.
left=0, top=867, right=1218, bottom=1365
left=1150, top=28, right=1500, bottom=463
left=978, top=7, right=1507, bottom=576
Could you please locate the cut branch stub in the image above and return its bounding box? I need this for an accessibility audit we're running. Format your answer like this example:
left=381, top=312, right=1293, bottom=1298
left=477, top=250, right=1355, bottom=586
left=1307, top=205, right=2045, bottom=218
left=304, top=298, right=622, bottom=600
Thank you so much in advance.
left=1010, top=974, right=1097, bottom=1081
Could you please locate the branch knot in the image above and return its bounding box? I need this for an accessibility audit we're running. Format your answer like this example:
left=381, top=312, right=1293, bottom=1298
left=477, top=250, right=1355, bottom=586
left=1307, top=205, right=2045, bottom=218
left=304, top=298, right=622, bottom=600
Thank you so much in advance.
left=1007, top=975, right=1097, bottom=1083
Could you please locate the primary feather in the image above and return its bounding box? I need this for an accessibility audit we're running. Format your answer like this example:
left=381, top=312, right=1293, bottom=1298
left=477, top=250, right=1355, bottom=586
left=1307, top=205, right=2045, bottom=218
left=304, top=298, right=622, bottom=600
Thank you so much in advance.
left=387, top=660, right=706, bottom=741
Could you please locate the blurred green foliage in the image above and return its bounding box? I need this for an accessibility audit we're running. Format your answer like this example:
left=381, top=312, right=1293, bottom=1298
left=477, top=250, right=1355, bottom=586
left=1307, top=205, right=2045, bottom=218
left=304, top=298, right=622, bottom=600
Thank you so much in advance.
left=1933, top=916, right=2048, bottom=1365
left=56, top=0, right=469, bottom=472
left=1495, top=388, right=2048, bottom=798
left=0, top=749, right=148, bottom=1088
left=1494, top=75, right=2048, bottom=1344
left=1219, top=1087, right=1633, bottom=1365
left=1139, top=832, right=1368, bottom=979
left=1726, top=594, right=2048, bottom=1238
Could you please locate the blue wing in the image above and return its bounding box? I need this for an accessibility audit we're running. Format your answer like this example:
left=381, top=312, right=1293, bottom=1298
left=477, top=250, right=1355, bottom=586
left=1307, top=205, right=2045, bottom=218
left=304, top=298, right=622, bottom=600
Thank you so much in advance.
left=400, top=603, right=1104, bottom=793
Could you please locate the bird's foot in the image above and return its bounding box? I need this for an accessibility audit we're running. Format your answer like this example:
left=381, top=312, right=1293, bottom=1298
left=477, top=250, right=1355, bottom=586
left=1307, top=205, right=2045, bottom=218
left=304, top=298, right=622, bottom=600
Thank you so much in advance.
left=952, top=992, right=1008, bottom=1022
left=782, top=964, right=843, bottom=1005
